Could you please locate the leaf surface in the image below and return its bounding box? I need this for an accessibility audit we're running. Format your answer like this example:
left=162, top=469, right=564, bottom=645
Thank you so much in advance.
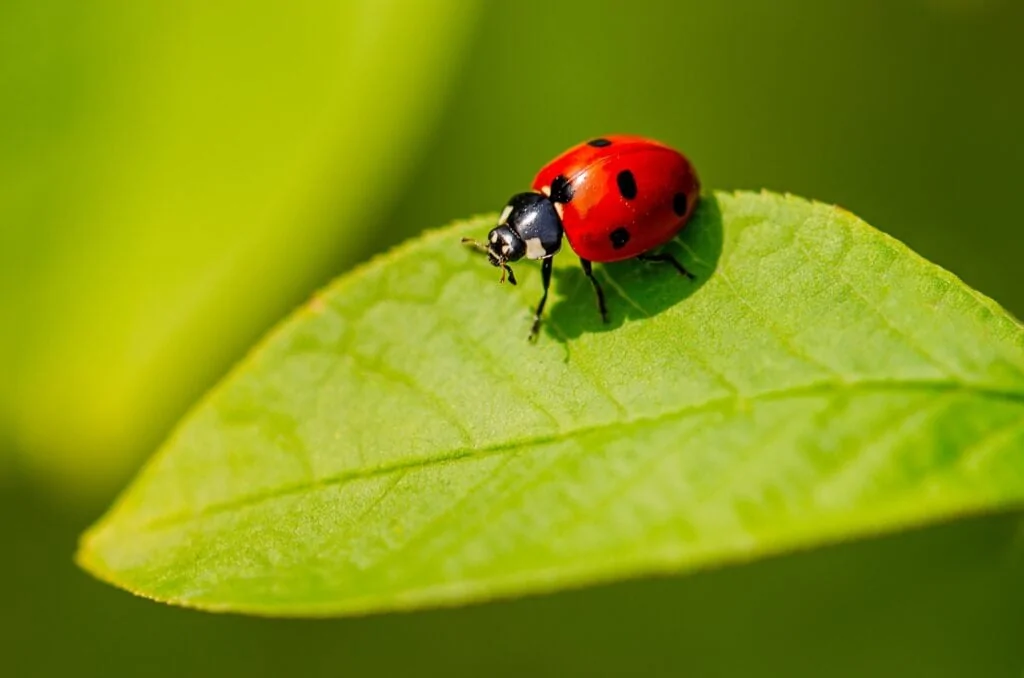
left=78, top=191, right=1024, bottom=616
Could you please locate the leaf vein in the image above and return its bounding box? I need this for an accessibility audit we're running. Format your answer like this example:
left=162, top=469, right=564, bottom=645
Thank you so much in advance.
left=121, top=379, right=1024, bottom=535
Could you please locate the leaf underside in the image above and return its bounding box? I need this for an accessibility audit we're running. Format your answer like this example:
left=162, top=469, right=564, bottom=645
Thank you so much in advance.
left=78, top=191, right=1024, bottom=617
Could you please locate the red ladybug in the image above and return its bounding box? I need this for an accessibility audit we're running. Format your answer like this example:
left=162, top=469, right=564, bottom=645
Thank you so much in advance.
left=464, top=135, right=700, bottom=341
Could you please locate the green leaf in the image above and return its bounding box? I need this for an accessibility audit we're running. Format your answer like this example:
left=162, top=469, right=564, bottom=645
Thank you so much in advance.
left=77, top=190, right=1024, bottom=616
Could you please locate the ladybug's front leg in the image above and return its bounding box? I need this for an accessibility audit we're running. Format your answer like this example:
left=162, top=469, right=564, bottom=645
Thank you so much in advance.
left=529, top=257, right=554, bottom=342
left=579, top=258, right=608, bottom=324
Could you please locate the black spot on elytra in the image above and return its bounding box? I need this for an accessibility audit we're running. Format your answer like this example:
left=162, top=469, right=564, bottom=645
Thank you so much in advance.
left=673, top=192, right=688, bottom=216
left=550, top=175, right=574, bottom=203
left=587, top=138, right=612, bottom=147
left=616, top=170, right=637, bottom=200
left=610, top=227, right=631, bottom=249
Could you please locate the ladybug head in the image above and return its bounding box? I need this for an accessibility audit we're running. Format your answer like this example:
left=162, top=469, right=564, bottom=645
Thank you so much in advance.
left=486, top=225, right=527, bottom=266
left=461, top=224, right=523, bottom=284
left=470, top=224, right=522, bottom=285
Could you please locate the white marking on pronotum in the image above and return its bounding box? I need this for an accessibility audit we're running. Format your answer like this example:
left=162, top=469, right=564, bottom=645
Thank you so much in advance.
left=498, top=204, right=513, bottom=225
left=540, top=185, right=551, bottom=197
left=525, top=237, right=547, bottom=259
left=554, top=202, right=564, bottom=219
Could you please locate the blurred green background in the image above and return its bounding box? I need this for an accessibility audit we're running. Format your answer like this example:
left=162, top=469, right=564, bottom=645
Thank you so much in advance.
left=3, top=0, right=1023, bottom=675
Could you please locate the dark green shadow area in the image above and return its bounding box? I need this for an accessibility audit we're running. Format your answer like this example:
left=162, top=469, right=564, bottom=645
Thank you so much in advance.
left=5, top=477, right=1022, bottom=678
left=546, top=194, right=724, bottom=341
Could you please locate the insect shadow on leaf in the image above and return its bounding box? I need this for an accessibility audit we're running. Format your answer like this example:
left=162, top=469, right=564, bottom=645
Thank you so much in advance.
left=546, top=195, right=723, bottom=340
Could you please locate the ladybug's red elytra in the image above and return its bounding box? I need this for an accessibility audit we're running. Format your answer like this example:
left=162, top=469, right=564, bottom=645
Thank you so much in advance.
left=463, top=135, right=700, bottom=341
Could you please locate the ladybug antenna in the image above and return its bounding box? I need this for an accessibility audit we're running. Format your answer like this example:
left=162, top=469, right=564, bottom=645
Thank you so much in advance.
left=461, top=237, right=488, bottom=255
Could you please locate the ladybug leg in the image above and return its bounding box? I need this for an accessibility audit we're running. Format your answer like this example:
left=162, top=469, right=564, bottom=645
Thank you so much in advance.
left=637, top=252, right=695, bottom=280
left=529, top=257, right=554, bottom=342
left=502, top=264, right=518, bottom=286
left=579, top=257, right=608, bottom=324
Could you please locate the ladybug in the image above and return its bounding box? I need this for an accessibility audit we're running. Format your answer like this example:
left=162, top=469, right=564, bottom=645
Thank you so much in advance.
left=463, top=135, right=700, bottom=341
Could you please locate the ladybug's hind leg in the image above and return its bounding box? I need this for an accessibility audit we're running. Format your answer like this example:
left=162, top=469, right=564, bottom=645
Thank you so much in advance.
left=637, top=252, right=695, bottom=280
left=579, top=258, right=609, bottom=325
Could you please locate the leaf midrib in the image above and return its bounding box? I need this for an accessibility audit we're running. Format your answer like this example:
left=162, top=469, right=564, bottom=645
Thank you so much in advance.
left=99, top=377, right=1024, bottom=537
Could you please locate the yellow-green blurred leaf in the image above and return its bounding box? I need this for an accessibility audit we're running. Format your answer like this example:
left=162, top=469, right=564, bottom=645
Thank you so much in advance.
left=0, top=0, right=479, bottom=494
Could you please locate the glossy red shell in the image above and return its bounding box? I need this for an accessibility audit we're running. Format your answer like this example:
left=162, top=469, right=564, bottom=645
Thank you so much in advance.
left=531, top=135, right=700, bottom=263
